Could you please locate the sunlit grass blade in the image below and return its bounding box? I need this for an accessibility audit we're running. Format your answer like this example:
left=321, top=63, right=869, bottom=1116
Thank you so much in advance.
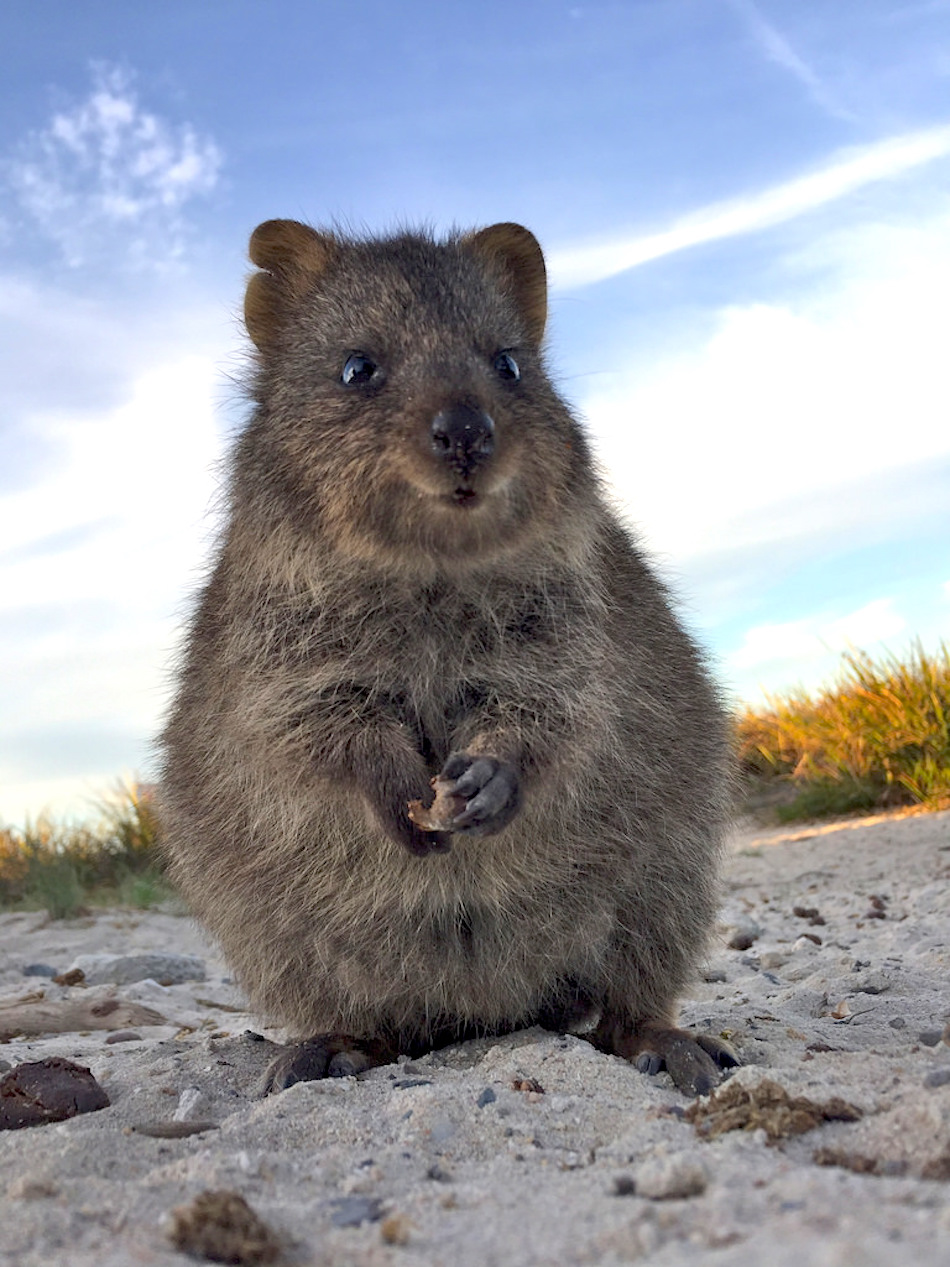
left=735, top=639, right=950, bottom=822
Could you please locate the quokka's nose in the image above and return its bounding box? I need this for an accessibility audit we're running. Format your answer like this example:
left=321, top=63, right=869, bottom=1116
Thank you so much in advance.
left=430, top=403, right=495, bottom=477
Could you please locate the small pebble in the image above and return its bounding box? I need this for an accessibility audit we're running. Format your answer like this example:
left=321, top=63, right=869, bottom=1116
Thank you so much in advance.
left=105, top=1030, right=143, bottom=1045
left=923, top=1069, right=950, bottom=1088
left=919, top=1031, right=943, bottom=1047
left=174, top=1087, right=209, bottom=1121
left=7, top=1176, right=59, bottom=1200
left=634, top=1155, right=708, bottom=1200
left=855, top=973, right=891, bottom=995
left=22, top=964, right=57, bottom=978
left=68, top=952, right=205, bottom=986
left=728, top=933, right=756, bottom=952
left=727, top=917, right=761, bottom=951
left=612, top=1175, right=636, bottom=1196
left=888, top=1017, right=907, bottom=1030
left=329, top=1196, right=384, bottom=1227
left=380, top=1214, right=412, bottom=1246
left=476, top=1087, right=497, bottom=1108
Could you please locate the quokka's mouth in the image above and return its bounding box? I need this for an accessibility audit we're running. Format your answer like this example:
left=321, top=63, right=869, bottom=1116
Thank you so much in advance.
left=448, top=486, right=479, bottom=507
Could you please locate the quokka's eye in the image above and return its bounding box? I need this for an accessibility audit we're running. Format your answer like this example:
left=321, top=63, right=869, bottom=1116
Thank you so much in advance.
left=493, top=350, right=520, bottom=382
left=341, top=353, right=379, bottom=385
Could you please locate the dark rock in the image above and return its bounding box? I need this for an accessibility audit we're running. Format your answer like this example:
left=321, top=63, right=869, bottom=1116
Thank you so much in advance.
left=0, top=1057, right=109, bottom=1130
left=22, top=964, right=57, bottom=978
left=329, top=1196, right=384, bottom=1227
left=728, top=933, right=755, bottom=951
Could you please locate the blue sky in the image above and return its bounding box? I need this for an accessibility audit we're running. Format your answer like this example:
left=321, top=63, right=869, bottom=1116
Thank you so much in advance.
left=2, top=0, right=949, bottom=824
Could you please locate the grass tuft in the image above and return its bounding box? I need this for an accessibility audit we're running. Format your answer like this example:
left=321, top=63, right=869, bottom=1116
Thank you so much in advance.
left=0, top=780, right=171, bottom=917
left=736, top=639, right=950, bottom=822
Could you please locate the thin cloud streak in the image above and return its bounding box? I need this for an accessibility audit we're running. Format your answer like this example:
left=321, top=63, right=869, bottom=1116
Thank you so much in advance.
left=729, top=0, right=858, bottom=122
left=548, top=124, right=950, bottom=289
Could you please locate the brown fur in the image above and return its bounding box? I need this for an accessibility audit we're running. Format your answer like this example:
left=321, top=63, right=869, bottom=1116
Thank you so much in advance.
left=160, top=220, right=733, bottom=1087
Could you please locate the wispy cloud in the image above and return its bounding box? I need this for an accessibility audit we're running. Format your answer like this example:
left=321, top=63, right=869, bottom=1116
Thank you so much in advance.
left=729, top=599, right=907, bottom=673
left=578, top=206, right=950, bottom=570
left=548, top=124, right=950, bottom=288
left=7, top=63, right=222, bottom=269
left=0, top=349, right=225, bottom=823
left=728, top=0, right=857, bottom=123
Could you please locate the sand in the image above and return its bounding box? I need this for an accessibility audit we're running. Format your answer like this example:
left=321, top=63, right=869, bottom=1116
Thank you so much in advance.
left=1, top=809, right=948, bottom=1265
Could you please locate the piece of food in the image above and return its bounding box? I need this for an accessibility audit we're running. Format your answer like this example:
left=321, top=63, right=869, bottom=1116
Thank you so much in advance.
left=407, top=777, right=466, bottom=832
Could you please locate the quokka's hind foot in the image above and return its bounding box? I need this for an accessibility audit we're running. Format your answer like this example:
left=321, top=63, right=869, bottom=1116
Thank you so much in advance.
left=594, top=1016, right=740, bottom=1096
left=260, top=1034, right=396, bottom=1095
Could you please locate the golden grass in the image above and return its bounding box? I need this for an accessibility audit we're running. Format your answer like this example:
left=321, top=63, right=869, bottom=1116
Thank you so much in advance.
left=0, top=780, right=169, bottom=918
left=736, top=639, right=950, bottom=822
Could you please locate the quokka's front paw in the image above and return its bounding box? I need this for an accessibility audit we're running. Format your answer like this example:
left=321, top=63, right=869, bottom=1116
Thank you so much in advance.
left=409, top=751, right=520, bottom=837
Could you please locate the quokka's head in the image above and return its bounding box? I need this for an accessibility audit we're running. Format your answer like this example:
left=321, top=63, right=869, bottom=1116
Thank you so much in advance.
left=236, top=220, right=595, bottom=571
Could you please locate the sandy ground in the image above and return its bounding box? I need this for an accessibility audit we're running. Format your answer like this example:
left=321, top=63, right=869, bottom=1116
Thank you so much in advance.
left=1, top=809, right=948, bottom=1266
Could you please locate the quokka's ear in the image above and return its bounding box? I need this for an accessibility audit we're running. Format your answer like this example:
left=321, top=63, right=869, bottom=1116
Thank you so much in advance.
left=244, top=219, right=337, bottom=351
left=462, top=222, right=547, bottom=347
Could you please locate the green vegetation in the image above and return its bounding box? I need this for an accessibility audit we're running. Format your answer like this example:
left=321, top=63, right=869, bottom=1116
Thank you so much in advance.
left=736, top=639, right=950, bottom=823
left=0, top=781, right=172, bottom=918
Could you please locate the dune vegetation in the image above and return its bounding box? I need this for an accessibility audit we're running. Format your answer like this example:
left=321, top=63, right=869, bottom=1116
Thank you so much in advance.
left=736, top=639, right=950, bottom=822
left=0, top=781, right=169, bottom=919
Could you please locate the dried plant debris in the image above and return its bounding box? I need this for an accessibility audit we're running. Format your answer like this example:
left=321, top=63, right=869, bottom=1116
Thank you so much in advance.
left=684, top=1078, right=861, bottom=1143
left=0, top=1057, right=110, bottom=1130
left=814, top=1148, right=910, bottom=1178
left=380, top=1213, right=413, bottom=1245
left=169, top=1189, right=284, bottom=1265
left=53, top=967, right=86, bottom=986
left=131, top=1120, right=218, bottom=1138
left=511, top=1077, right=546, bottom=1094
left=407, top=776, right=466, bottom=832
left=0, top=992, right=167, bottom=1040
